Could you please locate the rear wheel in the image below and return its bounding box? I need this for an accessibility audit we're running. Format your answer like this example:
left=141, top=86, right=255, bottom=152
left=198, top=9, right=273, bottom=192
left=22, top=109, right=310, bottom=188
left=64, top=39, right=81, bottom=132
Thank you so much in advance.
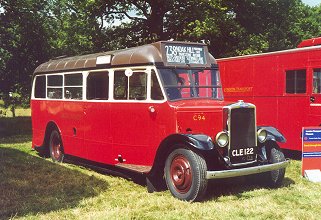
left=164, top=148, right=208, bottom=202
left=49, top=130, right=64, bottom=162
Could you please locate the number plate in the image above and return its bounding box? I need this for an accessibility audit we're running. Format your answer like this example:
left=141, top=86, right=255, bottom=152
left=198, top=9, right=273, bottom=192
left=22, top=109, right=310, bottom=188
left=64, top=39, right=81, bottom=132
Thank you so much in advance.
left=231, top=148, right=254, bottom=157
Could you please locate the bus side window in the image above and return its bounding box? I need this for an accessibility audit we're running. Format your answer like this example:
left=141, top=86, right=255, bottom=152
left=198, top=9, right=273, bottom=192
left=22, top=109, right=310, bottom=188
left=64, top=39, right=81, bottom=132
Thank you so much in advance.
left=114, top=71, right=128, bottom=100
left=34, top=75, right=46, bottom=98
left=313, top=69, right=321, bottom=94
left=151, top=70, right=164, bottom=100
left=64, top=73, right=83, bottom=100
left=47, top=75, right=63, bottom=99
left=129, top=72, right=147, bottom=100
left=285, top=69, right=306, bottom=94
left=114, top=70, right=147, bottom=100
left=87, top=72, right=109, bottom=100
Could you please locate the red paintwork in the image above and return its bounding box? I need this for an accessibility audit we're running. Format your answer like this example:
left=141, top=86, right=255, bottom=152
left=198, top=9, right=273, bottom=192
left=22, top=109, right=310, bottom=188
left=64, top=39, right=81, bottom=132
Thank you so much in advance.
left=31, top=98, right=227, bottom=167
left=218, top=42, right=321, bottom=151
left=297, top=37, right=321, bottom=48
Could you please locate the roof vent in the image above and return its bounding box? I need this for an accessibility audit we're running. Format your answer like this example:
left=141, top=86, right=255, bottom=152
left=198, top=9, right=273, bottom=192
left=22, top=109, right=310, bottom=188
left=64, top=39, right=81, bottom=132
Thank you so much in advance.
left=96, top=55, right=112, bottom=66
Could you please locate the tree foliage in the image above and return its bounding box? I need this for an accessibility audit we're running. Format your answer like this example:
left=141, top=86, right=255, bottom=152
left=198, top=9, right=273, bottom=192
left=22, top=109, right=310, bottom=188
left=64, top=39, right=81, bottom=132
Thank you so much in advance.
left=0, top=0, right=321, bottom=113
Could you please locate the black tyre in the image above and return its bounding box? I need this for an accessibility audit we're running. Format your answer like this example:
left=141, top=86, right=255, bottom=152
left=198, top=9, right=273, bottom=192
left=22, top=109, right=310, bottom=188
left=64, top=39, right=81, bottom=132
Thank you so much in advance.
left=265, top=146, right=286, bottom=187
left=164, top=148, right=208, bottom=202
left=49, top=130, right=64, bottom=162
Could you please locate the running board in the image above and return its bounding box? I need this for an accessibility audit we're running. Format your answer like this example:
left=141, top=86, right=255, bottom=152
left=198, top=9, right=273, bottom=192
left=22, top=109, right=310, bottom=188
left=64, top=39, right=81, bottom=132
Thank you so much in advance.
left=115, top=163, right=152, bottom=174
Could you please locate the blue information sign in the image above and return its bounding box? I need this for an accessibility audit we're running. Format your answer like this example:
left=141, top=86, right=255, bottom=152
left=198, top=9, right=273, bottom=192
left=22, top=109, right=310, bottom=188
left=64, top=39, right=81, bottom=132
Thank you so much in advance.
left=303, top=128, right=321, bottom=141
left=302, top=127, right=321, bottom=176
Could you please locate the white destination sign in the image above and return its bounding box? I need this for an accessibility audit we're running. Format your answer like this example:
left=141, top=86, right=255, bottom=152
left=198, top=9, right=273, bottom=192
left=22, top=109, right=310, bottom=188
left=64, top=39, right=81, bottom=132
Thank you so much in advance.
left=165, top=44, right=206, bottom=65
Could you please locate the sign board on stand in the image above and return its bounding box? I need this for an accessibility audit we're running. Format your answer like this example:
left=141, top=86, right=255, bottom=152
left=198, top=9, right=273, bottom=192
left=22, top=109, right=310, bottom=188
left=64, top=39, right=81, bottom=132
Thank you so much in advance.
left=302, top=127, right=321, bottom=182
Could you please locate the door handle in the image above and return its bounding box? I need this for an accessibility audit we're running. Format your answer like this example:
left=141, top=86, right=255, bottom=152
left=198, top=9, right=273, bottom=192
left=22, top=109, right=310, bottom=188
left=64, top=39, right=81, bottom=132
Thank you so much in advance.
left=310, top=96, right=315, bottom=103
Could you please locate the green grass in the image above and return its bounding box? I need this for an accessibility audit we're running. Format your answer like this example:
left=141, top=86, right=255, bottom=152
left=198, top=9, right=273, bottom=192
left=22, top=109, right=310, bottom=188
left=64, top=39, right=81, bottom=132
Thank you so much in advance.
left=1, top=135, right=321, bottom=219
left=0, top=108, right=31, bottom=117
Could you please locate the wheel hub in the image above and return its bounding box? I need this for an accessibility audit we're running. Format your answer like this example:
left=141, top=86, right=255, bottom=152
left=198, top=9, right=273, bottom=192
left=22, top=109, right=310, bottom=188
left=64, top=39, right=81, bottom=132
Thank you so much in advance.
left=170, top=155, right=192, bottom=193
left=51, top=136, right=62, bottom=160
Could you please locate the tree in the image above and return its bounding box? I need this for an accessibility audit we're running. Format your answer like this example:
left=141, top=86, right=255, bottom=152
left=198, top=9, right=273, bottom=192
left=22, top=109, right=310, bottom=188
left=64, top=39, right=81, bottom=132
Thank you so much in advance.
left=101, top=0, right=321, bottom=57
left=220, top=0, right=320, bottom=56
left=97, top=0, right=173, bottom=41
left=0, top=0, right=52, bottom=114
left=0, top=0, right=103, bottom=115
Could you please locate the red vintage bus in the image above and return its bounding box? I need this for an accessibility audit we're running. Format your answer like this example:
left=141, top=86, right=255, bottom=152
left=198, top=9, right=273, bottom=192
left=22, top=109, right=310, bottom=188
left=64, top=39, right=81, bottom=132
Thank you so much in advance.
left=218, top=37, right=321, bottom=152
left=31, top=41, right=288, bottom=201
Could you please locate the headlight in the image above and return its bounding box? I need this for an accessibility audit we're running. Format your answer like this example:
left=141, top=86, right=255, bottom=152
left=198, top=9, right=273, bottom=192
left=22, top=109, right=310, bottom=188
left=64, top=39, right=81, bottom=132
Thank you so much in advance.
left=215, top=131, right=229, bottom=147
left=257, top=129, right=267, bottom=143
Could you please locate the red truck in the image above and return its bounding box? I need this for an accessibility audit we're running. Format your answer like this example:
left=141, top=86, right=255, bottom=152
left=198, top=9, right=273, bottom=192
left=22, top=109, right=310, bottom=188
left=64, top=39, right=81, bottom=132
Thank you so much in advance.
left=218, top=37, right=321, bottom=152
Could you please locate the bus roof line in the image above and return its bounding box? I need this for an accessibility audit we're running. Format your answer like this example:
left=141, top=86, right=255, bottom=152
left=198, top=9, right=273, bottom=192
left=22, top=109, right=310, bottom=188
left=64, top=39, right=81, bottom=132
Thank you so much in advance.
left=33, top=41, right=214, bottom=76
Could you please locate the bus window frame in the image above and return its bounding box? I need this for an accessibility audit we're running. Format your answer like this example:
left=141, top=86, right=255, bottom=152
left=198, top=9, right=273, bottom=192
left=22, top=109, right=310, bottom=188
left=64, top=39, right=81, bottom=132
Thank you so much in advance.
left=108, top=67, right=166, bottom=103
left=86, top=70, right=110, bottom=100
left=312, top=68, right=321, bottom=94
left=31, top=66, right=167, bottom=104
left=63, top=72, right=83, bottom=100
left=157, top=67, right=223, bottom=101
left=46, top=74, right=64, bottom=100
left=33, top=75, right=47, bottom=99
left=284, top=68, right=308, bottom=96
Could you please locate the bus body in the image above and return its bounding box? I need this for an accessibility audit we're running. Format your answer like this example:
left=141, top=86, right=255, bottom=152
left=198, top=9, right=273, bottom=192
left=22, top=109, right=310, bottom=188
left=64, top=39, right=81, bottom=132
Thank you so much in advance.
left=218, top=37, right=321, bottom=152
left=31, top=41, right=288, bottom=201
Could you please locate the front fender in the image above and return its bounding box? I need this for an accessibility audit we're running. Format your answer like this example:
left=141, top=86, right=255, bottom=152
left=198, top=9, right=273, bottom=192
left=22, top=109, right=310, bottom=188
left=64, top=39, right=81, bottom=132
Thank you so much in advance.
left=184, top=134, right=215, bottom=150
left=258, top=126, right=286, bottom=143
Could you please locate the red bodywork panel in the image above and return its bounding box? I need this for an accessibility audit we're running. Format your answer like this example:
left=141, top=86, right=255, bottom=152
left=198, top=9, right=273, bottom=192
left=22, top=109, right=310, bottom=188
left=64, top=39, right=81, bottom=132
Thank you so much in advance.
left=298, top=37, right=321, bottom=48
left=32, top=99, right=225, bottom=167
left=218, top=44, right=321, bottom=151
left=175, top=100, right=226, bottom=141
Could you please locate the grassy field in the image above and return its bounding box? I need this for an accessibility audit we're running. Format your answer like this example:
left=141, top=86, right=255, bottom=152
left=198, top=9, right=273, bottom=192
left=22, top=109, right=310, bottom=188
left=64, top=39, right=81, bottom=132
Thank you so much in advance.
left=0, top=108, right=31, bottom=118
left=1, top=120, right=321, bottom=219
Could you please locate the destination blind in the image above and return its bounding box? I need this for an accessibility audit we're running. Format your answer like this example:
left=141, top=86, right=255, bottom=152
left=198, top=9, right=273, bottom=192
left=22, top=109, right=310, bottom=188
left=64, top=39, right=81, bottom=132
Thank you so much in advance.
left=164, top=44, right=206, bottom=65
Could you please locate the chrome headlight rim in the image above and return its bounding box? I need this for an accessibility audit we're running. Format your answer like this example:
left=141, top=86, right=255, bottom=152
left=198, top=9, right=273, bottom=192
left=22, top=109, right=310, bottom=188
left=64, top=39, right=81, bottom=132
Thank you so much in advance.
left=257, top=128, right=267, bottom=143
left=215, top=131, right=229, bottom=148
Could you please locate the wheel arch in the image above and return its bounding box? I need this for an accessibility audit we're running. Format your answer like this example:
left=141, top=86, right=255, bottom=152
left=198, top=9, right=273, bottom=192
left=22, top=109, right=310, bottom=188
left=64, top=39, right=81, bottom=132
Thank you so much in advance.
left=146, top=133, right=214, bottom=191
left=44, top=121, right=61, bottom=146
left=36, top=121, right=61, bottom=156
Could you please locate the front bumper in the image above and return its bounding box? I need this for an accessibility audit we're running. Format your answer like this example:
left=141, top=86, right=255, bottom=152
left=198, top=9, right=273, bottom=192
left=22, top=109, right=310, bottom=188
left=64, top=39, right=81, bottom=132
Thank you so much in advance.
left=206, top=159, right=290, bottom=179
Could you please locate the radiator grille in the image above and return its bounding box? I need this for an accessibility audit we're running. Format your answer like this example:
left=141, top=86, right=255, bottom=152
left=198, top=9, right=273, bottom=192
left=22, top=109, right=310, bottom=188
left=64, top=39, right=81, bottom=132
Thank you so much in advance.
left=229, top=107, right=257, bottom=164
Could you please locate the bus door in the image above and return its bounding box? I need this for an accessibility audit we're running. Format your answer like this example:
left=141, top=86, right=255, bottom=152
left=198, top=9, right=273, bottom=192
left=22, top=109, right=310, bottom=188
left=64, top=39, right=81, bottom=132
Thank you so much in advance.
left=83, top=71, right=113, bottom=164
left=309, top=67, right=321, bottom=124
left=111, top=68, right=166, bottom=166
left=61, top=73, right=85, bottom=158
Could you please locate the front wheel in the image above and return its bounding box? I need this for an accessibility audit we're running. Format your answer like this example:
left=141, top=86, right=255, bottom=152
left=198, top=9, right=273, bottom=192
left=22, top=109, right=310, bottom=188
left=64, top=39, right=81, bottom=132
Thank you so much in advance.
left=49, top=130, right=64, bottom=162
left=262, top=145, right=286, bottom=187
left=164, top=148, right=208, bottom=202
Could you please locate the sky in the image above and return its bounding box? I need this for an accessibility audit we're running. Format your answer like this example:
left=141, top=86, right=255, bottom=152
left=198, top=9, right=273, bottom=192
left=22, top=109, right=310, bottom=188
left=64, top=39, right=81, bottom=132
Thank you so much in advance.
left=302, top=0, right=321, bottom=6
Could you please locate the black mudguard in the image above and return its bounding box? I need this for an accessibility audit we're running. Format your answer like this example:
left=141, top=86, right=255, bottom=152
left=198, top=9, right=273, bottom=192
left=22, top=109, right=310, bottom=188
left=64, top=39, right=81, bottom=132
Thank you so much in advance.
left=183, top=134, right=215, bottom=150
left=258, top=126, right=286, bottom=143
